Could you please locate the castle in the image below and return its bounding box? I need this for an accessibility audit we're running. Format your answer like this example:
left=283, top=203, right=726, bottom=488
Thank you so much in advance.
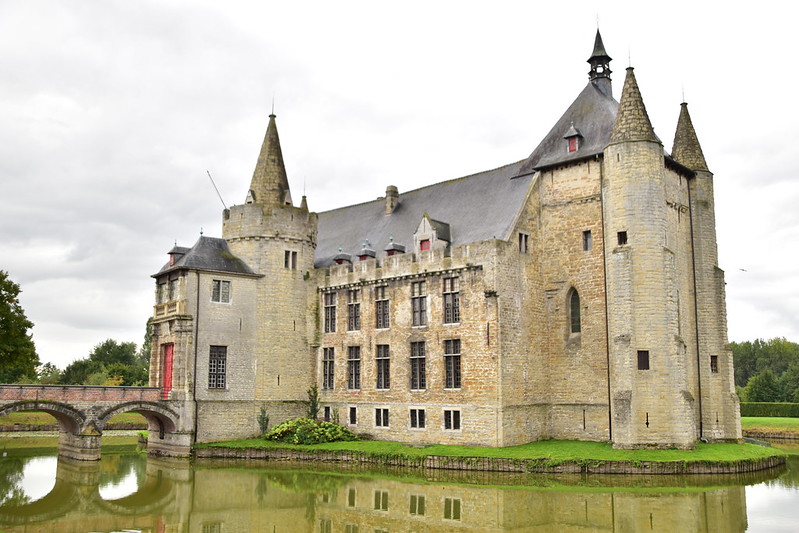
left=149, top=31, right=741, bottom=449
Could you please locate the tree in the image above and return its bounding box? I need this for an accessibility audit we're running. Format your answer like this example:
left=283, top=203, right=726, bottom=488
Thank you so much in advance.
left=37, top=362, right=62, bottom=384
left=60, top=359, right=104, bottom=385
left=0, top=270, right=40, bottom=383
left=136, top=317, right=153, bottom=366
left=742, top=369, right=783, bottom=402
left=89, top=339, right=137, bottom=367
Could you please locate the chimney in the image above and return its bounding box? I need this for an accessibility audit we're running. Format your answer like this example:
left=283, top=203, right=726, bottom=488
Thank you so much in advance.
left=385, top=185, right=399, bottom=214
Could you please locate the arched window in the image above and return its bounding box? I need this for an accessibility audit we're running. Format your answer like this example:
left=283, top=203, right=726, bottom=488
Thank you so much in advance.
left=569, top=289, right=581, bottom=334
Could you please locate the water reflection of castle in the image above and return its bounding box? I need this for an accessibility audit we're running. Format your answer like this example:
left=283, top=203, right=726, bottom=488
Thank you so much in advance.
left=0, top=456, right=760, bottom=532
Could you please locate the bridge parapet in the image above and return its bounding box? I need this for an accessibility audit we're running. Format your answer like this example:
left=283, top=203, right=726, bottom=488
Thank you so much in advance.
left=0, top=385, right=161, bottom=403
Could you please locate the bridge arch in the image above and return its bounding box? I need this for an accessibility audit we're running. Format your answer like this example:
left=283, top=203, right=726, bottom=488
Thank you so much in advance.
left=0, top=401, right=85, bottom=434
left=97, top=401, right=180, bottom=440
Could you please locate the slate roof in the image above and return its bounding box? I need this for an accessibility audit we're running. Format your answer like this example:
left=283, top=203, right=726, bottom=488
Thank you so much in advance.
left=155, top=236, right=259, bottom=277
left=314, top=161, right=531, bottom=268
left=515, top=81, right=619, bottom=175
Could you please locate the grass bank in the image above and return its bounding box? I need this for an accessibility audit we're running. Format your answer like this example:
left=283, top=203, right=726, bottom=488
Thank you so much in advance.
left=196, top=438, right=784, bottom=474
left=742, top=417, right=799, bottom=439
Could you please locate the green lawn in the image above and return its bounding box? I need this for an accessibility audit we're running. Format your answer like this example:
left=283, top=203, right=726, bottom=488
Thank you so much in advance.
left=741, top=416, right=799, bottom=434
left=198, top=438, right=782, bottom=464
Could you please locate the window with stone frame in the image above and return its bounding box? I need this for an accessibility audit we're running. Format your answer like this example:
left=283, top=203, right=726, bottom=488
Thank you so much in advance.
left=375, top=408, right=389, bottom=428
left=208, top=345, right=227, bottom=389
left=349, top=406, right=357, bottom=425
left=569, top=289, right=581, bottom=334
left=322, top=347, right=335, bottom=389
left=444, top=409, right=461, bottom=430
left=637, top=350, right=650, bottom=370
left=157, top=282, right=167, bottom=304
left=376, top=344, right=390, bottom=389
left=444, top=497, right=462, bottom=520
left=710, top=355, right=719, bottom=373
left=347, top=346, right=361, bottom=389
left=168, top=277, right=179, bottom=301
left=284, top=250, right=297, bottom=269
left=443, top=277, right=460, bottom=323
left=518, top=232, right=529, bottom=253
left=347, top=289, right=361, bottom=330
left=444, top=339, right=461, bottom=389
left=323, top=292, right=336, bottom=333
left=211, top=279, right=231, bottom=303
left=409, top=494, right=426, bottom=516
left=583, top=229, right=592, bottom=251
left=375, top=285, right=390, bottom=328
left=410, top=408, right=426, bottom=429
left=374, top=489, right=389, bottom=510
left=411, top=281, right=427, bottom=326
left=410, top=341, right=426, bottom=390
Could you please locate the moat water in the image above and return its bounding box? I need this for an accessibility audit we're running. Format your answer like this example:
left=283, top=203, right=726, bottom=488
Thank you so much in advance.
left=0, top=441, right=797, bottom=532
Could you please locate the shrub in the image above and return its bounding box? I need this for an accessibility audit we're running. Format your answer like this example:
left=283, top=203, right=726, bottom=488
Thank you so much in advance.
left=740, top=402, right=799, bottom=417
left=264, top=417, right=359, bottom=445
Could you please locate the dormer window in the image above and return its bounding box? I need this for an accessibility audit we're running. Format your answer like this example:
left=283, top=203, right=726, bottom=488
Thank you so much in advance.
left=568, top=137, right=578, bottom=153
left=563, top=122, right=582, bottom=154
left=420, top=239, right=431, bottom=251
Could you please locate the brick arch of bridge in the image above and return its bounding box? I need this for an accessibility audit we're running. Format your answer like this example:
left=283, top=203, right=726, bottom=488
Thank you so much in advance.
left=0, top=401, right=85, bottom=434
left=96, top=401, right=179, bottom=439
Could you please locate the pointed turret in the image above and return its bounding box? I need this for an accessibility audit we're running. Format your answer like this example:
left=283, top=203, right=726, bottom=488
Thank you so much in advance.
left=248, top=114, right=293, bottom=206
left=588, top=29, right=612, bottom=97
left=672, top=103, right=709, bottom=172
left=609, top=67, right=659, bottom=145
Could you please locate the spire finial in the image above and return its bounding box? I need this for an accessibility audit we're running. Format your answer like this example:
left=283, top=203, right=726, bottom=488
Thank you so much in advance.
left=271, top=95, right=275, bottom=116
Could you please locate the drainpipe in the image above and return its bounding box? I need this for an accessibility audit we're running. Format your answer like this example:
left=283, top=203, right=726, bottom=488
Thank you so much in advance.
left=599, top=157, right=613, bottom=442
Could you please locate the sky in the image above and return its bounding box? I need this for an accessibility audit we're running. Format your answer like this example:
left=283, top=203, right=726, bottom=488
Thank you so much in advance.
left=1, top=0, right=797, bottom=370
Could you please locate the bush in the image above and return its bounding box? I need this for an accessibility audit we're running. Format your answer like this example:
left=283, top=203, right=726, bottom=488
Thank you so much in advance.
left=740, top=402, right=799, bottom=417
left=264, top=417, right=359, bottom=445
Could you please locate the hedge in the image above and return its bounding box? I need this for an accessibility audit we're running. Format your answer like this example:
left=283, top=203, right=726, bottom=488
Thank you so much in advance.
left=740, top=402, right=799, bottom=417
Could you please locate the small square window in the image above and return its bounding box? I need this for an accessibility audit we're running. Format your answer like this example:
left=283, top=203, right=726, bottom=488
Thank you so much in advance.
left=617, top=231, right=628, bottom=246
left=637, top=350, right=650, bottom=371
left=420, top=239, right=431, bottom=251
left=211, top=280, right=231, bottom=303
left=710, top=355, right=719, bottom=373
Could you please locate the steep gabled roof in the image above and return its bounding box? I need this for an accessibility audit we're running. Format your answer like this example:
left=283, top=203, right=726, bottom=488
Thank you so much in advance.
left=155, top=236, right=258, bottom=277
left=515, top=81, right=618, bottom=175
left=314, top=161, right=530, bottom=267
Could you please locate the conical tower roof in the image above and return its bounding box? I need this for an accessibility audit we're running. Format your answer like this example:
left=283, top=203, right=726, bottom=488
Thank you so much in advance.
left=609, top=67, right=660, bottom=145
left=247, top=114, right=292, bottom=206
left=671, top=103, right=709, bottom=172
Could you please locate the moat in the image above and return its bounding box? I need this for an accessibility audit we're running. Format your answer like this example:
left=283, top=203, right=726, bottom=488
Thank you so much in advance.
left=1, top=441, right=797, bottom=532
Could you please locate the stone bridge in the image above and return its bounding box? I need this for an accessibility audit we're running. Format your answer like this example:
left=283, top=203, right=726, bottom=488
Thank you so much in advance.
left=0, top=385, right=194, bottom=460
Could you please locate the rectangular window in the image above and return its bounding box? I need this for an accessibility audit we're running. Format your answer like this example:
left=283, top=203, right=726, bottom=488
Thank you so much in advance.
left=349, top=406, right=357, bottom=425
left=319, top=519, right=331, bottom=533
left=324, top=292, right=336, bottom=333
left=202, top=523, right=222, bottom=533
left=444, top=497, right=461, bottom=520
left=347, top=488, right=356, bottom=507
left=411, top=281, right=427, bottom=326
left=208, top=346, right=227, bottom=389
left=211, top=280, right=231, bottom=303
left=567, top=136, right=578, bottom=153
left=409, top=495, right=426, bottom=516
left=518, top=232, right=529, bottom=253
left=583, top=230, right=592, bottom=251
left=347, top=346, right=361, bottom=389
left=323, top=406, right=331, bottom=421
left=410, top=342, right=426, bottom=390
left=375, top=286, right=390, bottom=328
left=374, top=490, right=389, bottom=511
left=347, top=289, right=361, bottom=330
left=410, top=408, right=426, bottom=429
left=617, top=231, right=628, bottom=246
left=284, top=250, right=298, bottom=269
left=710, top=355, right=719, bottom=373
left=168, top=278, right=179, bottom=300
left=322, top=347, right=335, bottom=389
left=376, top=344, right=390, bottom=389
left=157, top=283, right=167, bottom=304
left=444, top=339, right=462, bottom=389
left=444, top=409, right=461, bottom=430
left=637, top=350, right=650, bottom=370
left=344, top=525, right=358, bottom=533
left=375, top=408, right=389, bottom=427
left=443, top=277, right=460, bottom=323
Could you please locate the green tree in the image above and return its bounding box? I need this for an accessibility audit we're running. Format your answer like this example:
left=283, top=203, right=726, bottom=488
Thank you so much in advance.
left=37, top=362, right=62, bottom=384
left=60, top=359, right=104, bottom=385
left=0, top=270, right=40, bottom=383
left=89, top=339, right=137, bottom=366
left=742, top=369, right=783, bottom=402
left=136, top=317, right=153, bottom=366
left=307, top=384, right=320, bottom=419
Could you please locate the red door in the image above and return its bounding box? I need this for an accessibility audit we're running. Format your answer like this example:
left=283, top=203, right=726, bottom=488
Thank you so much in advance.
left=162, top=344, right=174, bottom=399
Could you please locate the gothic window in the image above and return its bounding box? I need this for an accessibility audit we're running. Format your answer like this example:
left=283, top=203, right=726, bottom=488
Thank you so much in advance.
left=637, top=350, right=650, bottom=370
left=211, top=280, right=231, bottom=303
left=324, top=292, right=336, bottom=333
left=322, top=347, right=335, bottom=389
left=444, top=409, right=461, bottom=430
left=410, top=408, right=426, bottom=428
left=444, top=339, right=461, bottom=389
left=208, top=346, right=227, bottom=389
left=443, top=277, right=460, bottom=323
left=410, top=342, right=426, bottom=390
left=569, top=289, right=581, bottom=334
left=376, top=344, right=390, bottom=389
left=347, top=346, right=361, bottom=389
left=375, top=285, right=390, bottom=328
left=375, top=408, right=389, bottom=428
left=347, top=289, right=361, bottom=330
left=411, top=281, right=427, bottom=326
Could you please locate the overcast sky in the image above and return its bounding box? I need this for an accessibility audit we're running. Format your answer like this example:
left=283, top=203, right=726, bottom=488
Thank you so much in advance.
left=1, top=1, right=797, bottom=370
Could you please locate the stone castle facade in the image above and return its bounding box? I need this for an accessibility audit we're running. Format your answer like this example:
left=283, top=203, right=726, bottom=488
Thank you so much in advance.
left=149, top=31, right=741, bottom=449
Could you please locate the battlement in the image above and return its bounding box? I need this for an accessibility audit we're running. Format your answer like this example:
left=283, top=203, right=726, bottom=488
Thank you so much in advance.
left=222, top=202, right=318, bottom=244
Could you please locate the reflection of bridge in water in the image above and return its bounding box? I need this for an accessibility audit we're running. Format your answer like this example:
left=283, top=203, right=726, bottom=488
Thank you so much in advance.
left=0, top=385, right=193, bottom=460
left=0, top=456, right=769, bottom=532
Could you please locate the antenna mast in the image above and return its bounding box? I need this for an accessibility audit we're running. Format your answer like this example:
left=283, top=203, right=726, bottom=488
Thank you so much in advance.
left=207, top=170, right=228, bottom=210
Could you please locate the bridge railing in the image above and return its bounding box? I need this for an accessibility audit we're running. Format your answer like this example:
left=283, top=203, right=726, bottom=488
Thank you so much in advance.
left=0, top=385, right=162, bottom=403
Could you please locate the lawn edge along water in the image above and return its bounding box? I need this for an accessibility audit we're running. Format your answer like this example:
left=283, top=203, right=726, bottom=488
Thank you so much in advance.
left=194, top=439, right=785, bottom=475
